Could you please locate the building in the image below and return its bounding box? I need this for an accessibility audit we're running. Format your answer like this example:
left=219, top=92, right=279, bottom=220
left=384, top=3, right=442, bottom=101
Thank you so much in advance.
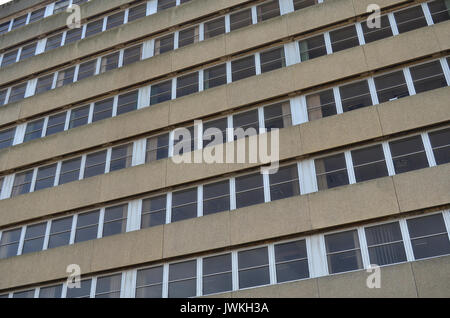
left=0, top=0, right=449, bottom=299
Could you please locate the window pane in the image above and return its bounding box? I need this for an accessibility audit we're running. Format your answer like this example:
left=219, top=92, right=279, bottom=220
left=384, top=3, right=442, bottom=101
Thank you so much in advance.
left=23, top=119, right=44, bottom=142
left=66, top=279, right=91, bottom=298
left=36, top=74, right=55, bottom=95
left=428, top=0, right=450, bottom=24
left=339, top=80, right=373, bottom=112
left=11, top=15, right=27, bottom=30
left=9, top=83, right=27, bottom=104
left=30, top=9, right=46, bottom=24
left=146, top=133, right=169, bottom=162
left=0, top=22, right=9, bottom=35
left=365, top=222, right=407, bottom=266
left=0, top=128, right=16, bottom=150
left=264, top=102, right=291, bottom=131
left=84, top=150, right=107, bottom=178
left=100, top=52, right=119, bottom=73
left=235, top=173, right=264, bottom=209
left=203, top=117, right=227, bottom=148
left=374, top=70, right=409, bottom=103
left=351, top=145, right=388, bottom=182
left=123, top=44, right=142, bottom=66
left=46, top=112, right=67, bottom=136
left=1, top=50, right=19, bottom=67
left=34, top=164, right=57, bottom=191
left=158, top=0, right=176, bottom=11
left=389, top=135, right=428, bottom=174
left=20, top=43, right=37, bottom=61
left=238, top=247, right=270, bottom=289
left=92, top=98, right=113, bottom=122
left=13, top=290, right=35, bottom=298
left=230, top=9, right=252, bottom=31
left=203, top=180, right=230, bottom=215
left=69, top=105, right=90, bottom=129
left=95, top=274, right=122, bottom=298
left=409, top=60, right=447, bottom=94
left=106, top=12, right=124, bottom=30
left=77, top=60, right=97, bottom=81
left=103, top=204, right=128, bottom=237
left=117, top=90, right=138, bottom=115
left=260, top=47, right=285, bottom=73
left=257, top=0, right=280, bottom=22
left=203, top=63, right=227, bottom=90
left=299, top=34, right=327, bottom=62
left=361, top=15, right=393, bottom=43
left=407, top=214, right=450, bottom=259
left=136, top=266, right=163, bottom=298
left=110, top=144, right=133, bottom=172
left=306, top=89, right=337, bottom=120
left=168, top=260, right=196, bottom=298
left=203, top=254, right=232, bottom=295
left=269, top=164, right=300, bottom=201
left=22, top=223, right=46, bottom=254
left=150, top=80, right=172, bottom=105
left=428, top=128, right=450, bottom=165
left=394, top=6, right=427, bottom=34
left=59, top=157, right=81, bottom=185
left=330, top=25, right=359, bottom=53
left=65, top=28, right=83, bottom=45
left=0, top=228, right=21, bottom=259
left=48, top=217, right=72, bottom=249
left=171, top=187, right=197, bottom=222
left=154, top=34, right=174, bottom=55
left=178, top=26, right=199, bottom=48
left=275, top=240, right=309, bottom=283
left=11, top=170, right=34, bottom=197
left=233, top=109, right=259, bottom=140
left=128, top=4, right=147, bottom=23
left=204, top=17, right=225, bottom=39
left=315, top=153, right=349, bottom=190
left=325, top=230, right=363, bottom=274
left=85, top=20, right=103, bottom=37
left=0, top=89, right=7, bottom=106
left=45, top=34, right=63, bottom=52
left=56, top=67, right=76, bottom=87
left=39, top=285, right=62, bottom=298
left=75, top=210, right=100, bottom=243
left=231, top=56, right=256, bottom=82
left=176, top=72, right=199, bottom=98
left=141, top=195, right=166, bottom=228
left=54, top=0, right=70, bottom=14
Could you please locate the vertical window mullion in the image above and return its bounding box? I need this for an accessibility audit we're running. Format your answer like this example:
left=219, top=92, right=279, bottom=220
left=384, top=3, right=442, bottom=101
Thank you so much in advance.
left=64, top=110, right=71, bottom=131
left=367, top=77, right=379, bottom=105
left=258, top=107, right=265, bottom=131
left=224, top=14, right=231, bottom=33
left=324, top=31, right=332, bottom=54
left=290, top=96, right=308, bottom=125
left=251, top=6, right=258, bottom=24
left=126, top=199, right=142, bottom=232
left=132, top=138, right=147, bottom=166
left=112, top=95, right=119, bottom=117
left=196, top=258, right=202, bottom=297
left=254, top=53, right=262, bottom=75
left=79, top=155, right=87, bottom=179
left=17, top=226, right=26, bottom=256
left=421, top=132, right=436, bottom=167
left=171, top=78, right=177, bottom=100
left=87, top=103, right=94, bottom=124
left=198, top=23, right=205, bottom=42
left=226, top=115, right=233, bottom=142
left=173, top=31, right=179, bottom=50
left=333, top=87, right=343, bottom=114
left=147, top=0, right=158, bottom=16
left=298, top=159, right=318, bottom=194
left=97, top=208, right=105, bottom=239
left=421, top=2, right=434, bottom=26
left=165, top=192, right=172, bottom=224
left=443, top=210, right=450, bottom=241
left=162, top=263, right=169, bottom=298
left=231, top=251, right=239, bottom=291
left=89, top=277, right=97, bottom=298
left=357, top=227, right=371, bottom=268
left=105, top=148, right=112, bottom=174
left=168, top=130, right=175, bottom=158
left=101, top=16, right=107, bottom=32
left=94, top=57, right=101, bottom=75
left=197, top=185, right=203, bottom=217
left=387, top=12, right=399, bottom=35
left=229, top=177, right=236, bottom=211
left=268, top=243, right=276, bottom=284
left=308, top=234, right=328, bottom=277
left=284, top=42, right=300, bottom=66
left=33, top=288, right=39, bottom=299
left=382, top=142, right=396, bottom=176
left=344, top=151, right=356, bottom=184
left=399, top=219, right=415, bottom=261
left=41, top=117, right=49, bottom=137
left=124, top=8, right=130, bottom=24
left=226, top=61, right=232, bottom=84
left=262, top=172, right=271, bottom=203
left=439, top=57, right=450, bottom=86
left=42, top=220, right=52, bottom=251
left=73, top=64, right=80, bottom=82
left=61, top=283, right=68, bottom=298
left=61, top=31, right=67, bottom=46
left=81, top=24, right=87, bottom=39
left=403, top=67, right=416, bottom=95
left=51, top=72, right=58, bottom=90
left=29, top=168, right=38, bottom=193
left=119, top=272, right=127, bottom=298
left=69, top=214, right=77, bottom=244
left=355, top=22, right=365, bottom=45
left=198, top=69, right=204, bottom=92
left=53, top=161, right=62, bottom=186
left=118, top=49, right=125, bottom=68
left=138, top=86, right=151, bottom=109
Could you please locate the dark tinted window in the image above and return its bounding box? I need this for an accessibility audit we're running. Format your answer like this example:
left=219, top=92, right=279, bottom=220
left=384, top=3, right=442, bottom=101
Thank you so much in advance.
left=146, top=133, right=169, bottom=162
left=428, top=128, right=450, bottom=165
left=275, top=240, right=309, bottom=282
left=117, top=90, right=138, bottom=115
left=339, top=80, right=373, bottom=112
left=238, top=247, right=270, bottom=289
left=48, top=217, right=72, bottom=249
left=269, top=164, right=300, bottom=201
left=150, top=80, right=172, bottom=105
left=351, top=145, right=388, bottom=182
left=22, top=223, right=46, bottom=254
left=92, top=98, right=113, bottom=122
left=325, top=230, right=363, bottom=274
left=171, top=187, right=197, bottom=222
left=0, top=228, right=21, bottom=259
left=75, top=211, right=100, bottom=243
left=428, top=0, right=450, bottom=24
left=389, top=135, right=429, bottom=174
left=260, top=47, right=285, bottom=73
left=365, top=222, right=407, bottom=266
left=299, top=34, right=327, bottom=61
left=235, top=173, right=264, bottom=209
left=203, top=180, right=230, bottom=215
left=203, top=64, right=227, bottom=90
left=315, top=153, right=349, bottom=190
left=231, top=56, right=256, bottom=81
left=204, top=17, right=225, bottom=39
left=203, top=254, right=232, bottom=295
left=374, top=70, right=409, bottom=103
left=59, top=157, right=82, bottom=185
left=361, top=15, right=393, bottom=43
left=306, top=89, right=337, bottom=120
left=34, top=164, right=57, bottom=191
left=136, top=266, right=163, bottom=298
left=168, top=260, right=197, bottom=298
left=83, top=150, right=107, bottom=178
left=394, top=6, right=427, bottom=33
left=102, top=205, right=128, bottom=237
left=409, top=60, right=447, bottom=94
left=230, top=9, right=252, bottom=31
left=330, top=25, right=359, bottom=53
left=141, top=195, right=166, bottom=228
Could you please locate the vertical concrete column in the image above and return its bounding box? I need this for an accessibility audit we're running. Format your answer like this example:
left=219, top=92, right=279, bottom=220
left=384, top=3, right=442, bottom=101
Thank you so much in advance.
left=298, top=159, right=318, bottom=194
left=284, top=42, right=300, bottom=66
left=279, top=0, right=294, bottom=15
left=290, top=96, right=308, bottom=125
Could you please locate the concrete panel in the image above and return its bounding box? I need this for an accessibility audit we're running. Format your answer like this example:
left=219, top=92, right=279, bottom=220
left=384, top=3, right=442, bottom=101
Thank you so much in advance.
left=230, top=195, right=311, bottom=245
left=393, top=163, right=450, bottom=213
left=317, top=262, right=418, bottom=297
left=232, top=278, right=319, bottom=298
left=412, top=255, right=450, bottom=298
left=308, top=177, right=400, bottom=229
left=377, top=86, right=450, bottom=136
left=352, top=0, right=413, bottom=15
left=162, top=212, right=231, bottom=258
left=432, top=20, right=450, bottom=51
left=0, top=0, right=50, bottom=20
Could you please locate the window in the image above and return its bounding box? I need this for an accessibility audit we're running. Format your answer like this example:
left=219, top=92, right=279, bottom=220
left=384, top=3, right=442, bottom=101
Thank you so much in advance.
left=35, top=74, right=55, bottom=95
left=351, top=145, right=388, bottom=182
left=95, top=274, right=122, bottom=298
left=407, top=214, right=450, bottom=259
left=233, top=109, right=259, bottom=140
left=176, top=72, right=199, bottom=98
left=0, top=89, right=7, bottom=105
left=22, top=223, right=46, bottom=255
left=274, top=240, right=309, bottom=283
left=168, top=260, right=197, bottom=298
left=389, top=135, right=429, bottom=174
left=45, top=112, right=67, bottom=136
left=235, top=173, right=264, bottom=209
left=329, top=25, right=359, bottom=53
left=56, top=66, right=76, bottom=87
left=204, top=17, right=225, bottom=39
left=306, top=89, right=337, bottom=120
left=100, top=52, right=119, bottom=73
left=45, top=34, right=63, bottom=51
left=72, top=0, right=89, bottom=5
left=231, top=55, right=256, bottom=82
left=428, top=128, right=450, bottom=165
left=75, top=210, right=100, bottom=243
left=123, top=45, right=142, bottom=66
left=203, top=117, right=227, bottom=148
left=339, top=80, right=373, bottom=112
left=428, top=0, right=450, bottom=24
left=150, top=80, right=172, bottom=105
left=39, top=285, right=62, bottom=298
left=374, top=70, right=409, bottom=103
left=238, top=247, right=270, bottom=289
left=0, top=128, right=16, bottom=150
left=13, top=290, right=35, bottom=298
left=117, top=91, right=138, bottom=115
left=203, top=253, right=232, bottom=295
left=8, top=83, right=27, bottom=104
left=315, top=153, right=349, bottom=190
left=141, top=195, right=166, bottom=228
left=58, top=157, right=82, bottom=185
left=19, top=43, right=37, bottom=61
left=146, top=133, right=169, bottom=162
left=325, top=230, right=363, bottom=274
left=0, top=228, right=21, bottom=259
left=92, top=98, right=113, bottom=122
left=48, top=217, right=72, bottom=249
left=69, top=105, right=90, bottom=128
left=361, top=15, right=393, bottom=43
left=106, top=12, right=124, bottom=30
left=260, top=46, right=285, bottom=73
left=110, top=144, right=133, bottom=172
left=84, top=150, right=107, bottom=178
left=154, top=34, right=174, bottom=55
left=173, top=126, right=196, bottom=155
left=0, top=22, right=10, bottom=35
left=34, top=163, right=57, bottom=191
left=11, top=170, right=34, bottom=197
left=23, top=119, right=44, bottom=142
left=29, top=8, right=46, bottom=23
left=264, top=102, right=291, bottom=130
left=178, top=26, right=199, bottom=48
left=203, top=180, right=230, bottom=215
left=203, top=63, right=227, bottom=90
left=257, top=0, right=280, bottom=22
left=409, top=60, right=447, bottom=94
left=77, top=60, right=97, bottom=81
left=171, top=187, right=198, bottom=222
left=365, top=222, right=407, bottom=266
left=103, top=204, right=128, bottom=237
left=299, top=34, right=327, bottom=62
left=294, top=0, right=319, bottom=11
left=66, top=279, right=92, bottom=298
left=158, top=0, right=176, bottom=11
left=85, top=20, right=103, bottom=38
left=65, top=28, right=83, bottom=45
left=1, top=50, right=19, bottom=67
left=54, top=0, right=70, bottom=14
left=11, top=15, right=27, bottom=30
left=230, top=9, right=252, bottom=31
left=394, top=5, right=428, bottom=34
left=136, top=266, right=163, bottom=298
left=269, top=164, right=300, bottom=201
left=128, top=4, right=147, bottom=23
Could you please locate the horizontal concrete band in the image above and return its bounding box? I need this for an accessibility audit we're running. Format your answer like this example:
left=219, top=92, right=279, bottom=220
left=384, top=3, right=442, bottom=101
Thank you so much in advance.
left=209, top=255, right=450, bottom=298
left=0, top=0, right=53, bottom=21
left=0, top=164, right=448, bottom=290
left=0, top=0, right=423, bottom=92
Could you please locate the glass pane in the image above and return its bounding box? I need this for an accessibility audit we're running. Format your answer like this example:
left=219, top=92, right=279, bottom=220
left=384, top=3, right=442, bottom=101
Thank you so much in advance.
left=203, top=180, right=230, bottom=215
left=171, top=187, right=197, bottom=222
left=428, top=128, right=450, bottom=165
left=411, top=234, right=450, bottom=259
left=77, top=60, right=97, bottom=81
left=155, top=34, right=174, bottom=55
left=45, top=34, right=63, bottom=51
left=150, top=80, right=172, bottom=105
left=306, top=89, right=337, bottom=120
left=65, top=28, right=83, bottom=44
left=176, top=72, right=199, bottom=98
left=394, top=5, right=427, bottom=33
left=389, top=135, right=428, bottom=174
left=103, top=205, right=127, bottom=237
left=410, top=60, right=446, bottom=94
left=325, top=230, right=360, bottom=253
left=339, top=80, right=373, bottom=112
left=117, top=90, right=138, bottom=115
left=374, top=70, right=409, bottom=103
left=128, top=4, right=147, bottom=23
left=0, top=228, right=21, bottom=259
left=315, top=153, right=349, bottom=190
left=39, top=285, right=62, bottom=298
left=275, top=240, right=308, bottom=262
left=96, top=274, right=122, bottom=298
left=230, top=9, right=252, bottom=31
left=361, top=15, right=393, bottom=43
left=235, top=173, right=264, bottom=209
left=123, top=45, right=142, bottom=66
left=264, top=102, right=292, bottom=131
left=260, top=47, right=285, bottom=73
left=239, top=267, right=270, bottom=289
left=330, top=25, right=359, bottom=53
left=233, top=109, right=259, bottom=139
left=269, top=164, right=300, bottom=201
left=276, top=259, right=309, bottom=283
left=92, top=98, right=114, bottom=122
left=69, top=105, right=90, bottom=129
left=325, top=231, right=362, bottom=274
left=106, top=12, right=124, bottom=30
left=238, top=247, right=269, bottom=269
left=327, top=249, right=363, bottom=274
left=59, top=157, right=82, bottom=185
left=231, top=56, right=256, bottom=82
left=368, top=242, right=407, bottom=266
left=351, top=144, right=388, bottom=182
left=204, top=17, right=225, bottom=39
left=428, top=0, right=450, bottom=23
left=23, top=119, right=44, bottom=142
left=110, top=144, right=132, bottom=172
left=84, top=150, right=107, bottom=178
left=146, top=134, right=169, bottom=162
left=36, top=74, right=55, bottom=95
left=299, top=34, right=327, bottom=61
left=0, top=128, right=15, bottom=149
left=203, top=118, right=227, bottom=148
left=66, top=279, right=91, bottom=298
left=257, top=0, right=280, bottom=22
left=141, top=195, right=166, bottom=228
left=178, top=26, right=198, bottom=48
left=203, top=64, right=227, bottom=90
left=35, top=164, right=57, bottom=191
left=365, top=222, right=407, bottom=265
left=85, top=20, right=103, bottom=37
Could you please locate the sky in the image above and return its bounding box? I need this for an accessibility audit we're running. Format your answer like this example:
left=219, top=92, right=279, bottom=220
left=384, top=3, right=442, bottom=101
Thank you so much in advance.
left=0, top=0, right=13, bottom=5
